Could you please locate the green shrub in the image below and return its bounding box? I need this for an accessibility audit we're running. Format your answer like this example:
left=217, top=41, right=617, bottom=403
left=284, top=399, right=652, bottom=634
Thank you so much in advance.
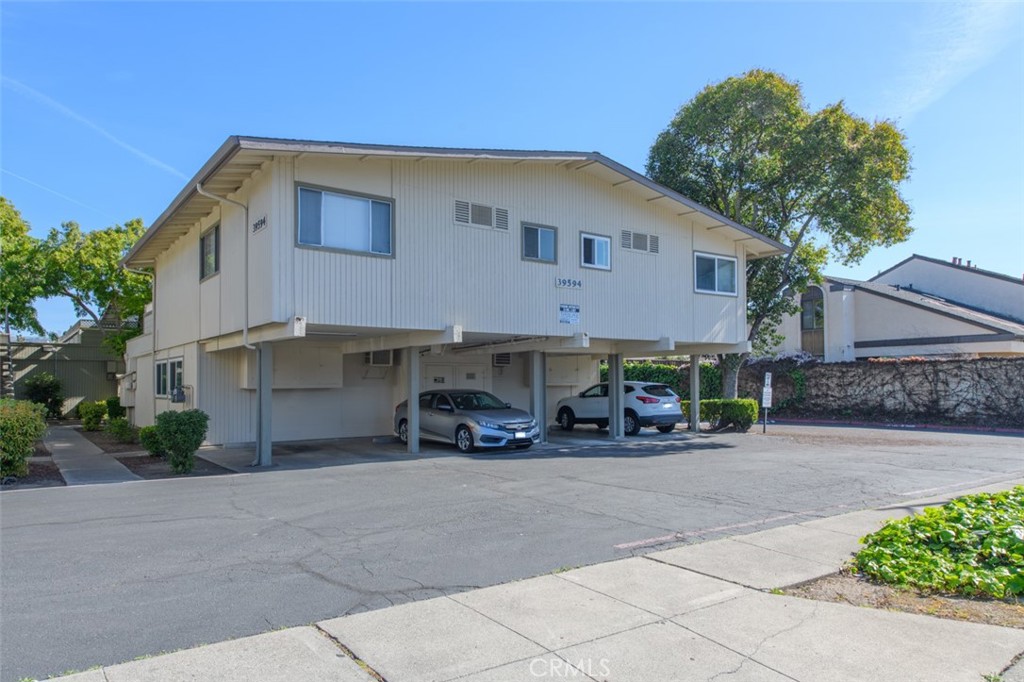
left=106, top=396, right=126, bottom=420
left=854, top=487, right=1024, bottom=600
left=138, top=425, right=165, bottom=457
left=106, top=417, right=138, bottom=444
left=681, top=399, right=759, bottom=432
left=0, top=399, right=47, bottom=477
left=156, top=409, right=209, bottom=474
left=22, top=372, right=64, bottom=418
left=78, top=401, right=107, bottom=431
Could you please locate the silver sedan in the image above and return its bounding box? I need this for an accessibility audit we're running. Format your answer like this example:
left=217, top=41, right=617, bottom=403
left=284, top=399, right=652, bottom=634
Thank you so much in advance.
left=394, top=390, right=540, bottom=453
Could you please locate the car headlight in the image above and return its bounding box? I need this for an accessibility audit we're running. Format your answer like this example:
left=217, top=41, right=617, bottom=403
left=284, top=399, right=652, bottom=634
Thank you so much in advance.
left=477, top=420, right=500, bottom=430
left=529, top=420, right=537, bottom=428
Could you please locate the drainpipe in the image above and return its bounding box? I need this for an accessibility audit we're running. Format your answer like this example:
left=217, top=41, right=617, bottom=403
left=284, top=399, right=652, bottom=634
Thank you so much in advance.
left=195, top=184, right=254, bottom=351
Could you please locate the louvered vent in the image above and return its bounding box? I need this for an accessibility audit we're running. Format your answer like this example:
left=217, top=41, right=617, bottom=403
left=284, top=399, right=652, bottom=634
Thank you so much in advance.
left=456, top=200, right=509, bottom=230
left=455, top=200, right=471, bottom=224
left=649, top=235, right=660, bottom=254
left=492, top=352, right=512, bottom=367
left=621, top=229, right=659, bottom=254
left=632, top=232, right=649, bottom=252
left=620, top=230, right=633, bottom=249
left=495, top=208, right=509, bottom=230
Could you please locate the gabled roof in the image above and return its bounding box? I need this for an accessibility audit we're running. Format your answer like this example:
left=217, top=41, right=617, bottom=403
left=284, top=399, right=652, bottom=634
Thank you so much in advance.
left=828, top=276, right=1024, bottom=337
left=869, top=254, right=1024, bottom=287
left=123, top=136, right=789, bottom=267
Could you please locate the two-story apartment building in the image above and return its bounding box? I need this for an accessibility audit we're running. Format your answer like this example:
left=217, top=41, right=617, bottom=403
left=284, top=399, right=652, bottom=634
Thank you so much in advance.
left=121, top=136, right=786, bottom=462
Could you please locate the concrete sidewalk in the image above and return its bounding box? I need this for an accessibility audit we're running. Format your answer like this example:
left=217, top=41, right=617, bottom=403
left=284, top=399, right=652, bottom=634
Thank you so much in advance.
left=48, top=479, right=1024, bottom=682
left=44, top=425, right=141, bottom=485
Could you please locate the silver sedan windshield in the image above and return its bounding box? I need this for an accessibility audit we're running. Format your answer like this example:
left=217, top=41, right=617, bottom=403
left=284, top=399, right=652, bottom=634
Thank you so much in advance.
left=450, top=392, right=506, bottom=410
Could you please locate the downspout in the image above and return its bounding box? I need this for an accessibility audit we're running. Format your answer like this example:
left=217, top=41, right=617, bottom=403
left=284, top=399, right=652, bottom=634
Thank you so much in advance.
left=195, top=184, right=254, bottom=351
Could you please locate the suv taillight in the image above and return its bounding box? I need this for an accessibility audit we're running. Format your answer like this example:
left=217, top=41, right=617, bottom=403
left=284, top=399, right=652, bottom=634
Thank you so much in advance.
left=636, top=395, right=659, bottom=404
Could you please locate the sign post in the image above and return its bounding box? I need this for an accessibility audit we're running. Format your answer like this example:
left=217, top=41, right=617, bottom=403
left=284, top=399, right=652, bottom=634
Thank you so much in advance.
left=761, top=372, right=773, bottom=433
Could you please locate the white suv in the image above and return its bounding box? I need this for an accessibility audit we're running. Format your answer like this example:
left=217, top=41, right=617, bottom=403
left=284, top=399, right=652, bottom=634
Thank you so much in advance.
left=555, top=381, right=684, bottom=436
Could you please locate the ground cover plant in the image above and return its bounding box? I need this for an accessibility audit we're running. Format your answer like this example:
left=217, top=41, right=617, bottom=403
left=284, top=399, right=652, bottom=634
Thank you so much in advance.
left=854, top=487, right=1024, bottom=600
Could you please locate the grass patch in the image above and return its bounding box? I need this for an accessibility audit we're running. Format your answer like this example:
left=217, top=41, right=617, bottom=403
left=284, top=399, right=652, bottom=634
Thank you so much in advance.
left=853, top=486, right=1024, bottom=600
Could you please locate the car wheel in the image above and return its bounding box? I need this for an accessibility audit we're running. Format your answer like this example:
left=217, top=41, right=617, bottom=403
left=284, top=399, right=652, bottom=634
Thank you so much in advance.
left=558, top=408, right=576, bottom=431
left=455, top=426, right=475, bottom=453
left=624, top=411, right=641, bottom=436
left=657, top=424, right=676, bottom=434
left=398, top=419, right=409, bottom=444
left=595, top=420, right=608, bottom=430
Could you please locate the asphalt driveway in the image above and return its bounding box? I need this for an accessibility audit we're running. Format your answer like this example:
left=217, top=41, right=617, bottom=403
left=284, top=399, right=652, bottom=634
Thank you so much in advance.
left=2, top=425, right=1022, bottom=682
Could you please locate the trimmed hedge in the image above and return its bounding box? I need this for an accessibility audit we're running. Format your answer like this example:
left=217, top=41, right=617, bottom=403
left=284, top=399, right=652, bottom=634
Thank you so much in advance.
left=600, top=360, right=723, bottom=401
left=1, top=399, right=47, bottom=477
left=156, top=409, right=209, bottom=474
left=23, top=372, right=64, bottom=418
left=139, top=425, right=165, bottom=457
left=106, top=396, right=126, bottom=420
left=78, top=401, right=107, bottom=431
left=681, top=399, right=760, bottom=432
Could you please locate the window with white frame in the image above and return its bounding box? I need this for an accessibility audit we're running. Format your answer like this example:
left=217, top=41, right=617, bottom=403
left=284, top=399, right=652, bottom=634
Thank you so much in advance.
left=298, top=186, right=393, bottom=256
left=522, top=223, right=557, bottom=263
left=580, top=233, right=611, bottom=270
left=694, top=253, right=737, bottom=294
left=155, top=359, right=183, bottom=397
left=200, top=224, right=219, bottom=280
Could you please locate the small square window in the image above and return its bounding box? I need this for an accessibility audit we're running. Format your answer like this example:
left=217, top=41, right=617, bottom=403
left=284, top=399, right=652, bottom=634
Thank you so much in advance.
left=695, top=253, right=738, bottom=295
left=581, top=233, right=611, bottom=270
left=522, top=223, right=557, bottom=263
left=200, top=225, right=219, bottom=280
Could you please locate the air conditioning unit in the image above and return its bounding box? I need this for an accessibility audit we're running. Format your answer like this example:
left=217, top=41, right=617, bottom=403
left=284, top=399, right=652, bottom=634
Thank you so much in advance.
left=492, top=352, right=512, bottom=367
left=365, top=349, right=398, bottom=367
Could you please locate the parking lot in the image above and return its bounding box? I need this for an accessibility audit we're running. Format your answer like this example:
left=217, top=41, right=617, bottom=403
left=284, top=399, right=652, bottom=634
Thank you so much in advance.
left=2, top=424, right=1022, bottom=682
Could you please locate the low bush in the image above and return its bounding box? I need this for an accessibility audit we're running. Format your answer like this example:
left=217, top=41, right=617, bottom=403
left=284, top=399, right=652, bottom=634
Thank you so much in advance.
left=679, top=399, right=759, bottom=432
left=0, top=399, right=47, bottom=477
left=106, top=396, right=126, bottom=420
left=22, top=372, right=64, bottom=418
left=854, top=487, right=1024, bottom=600
left=138, top=425, right=165, bottom=456
left=106, top=417, right=138, bottom=444
left=156, top=409, right=209, bottom=474
left=78, top=401, right=107, bottom=431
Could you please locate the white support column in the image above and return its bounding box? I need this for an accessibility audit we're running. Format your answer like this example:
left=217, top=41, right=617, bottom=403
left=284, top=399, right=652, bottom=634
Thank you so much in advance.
left=407, top=346, right=421, bottom=454
left=254, top=342, right=273, bottom=467
left=529, top=351, right=547, bottom=444
left=608, top=353, right=625, bottom=439
left=689, top=354, right=700, bottom=433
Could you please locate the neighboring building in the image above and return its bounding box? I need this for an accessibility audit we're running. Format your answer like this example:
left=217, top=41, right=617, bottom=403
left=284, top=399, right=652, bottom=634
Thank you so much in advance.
left=774, top=254, right=1024, bottom=362
left=4, top=320, right=126, bottom=415
left=120, top=136, right=786, bottom=457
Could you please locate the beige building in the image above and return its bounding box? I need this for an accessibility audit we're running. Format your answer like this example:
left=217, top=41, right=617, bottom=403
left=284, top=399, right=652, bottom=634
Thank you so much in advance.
left=775, top=255, right=1024, bottom=362
left=120, top=136, right=786, bottom=461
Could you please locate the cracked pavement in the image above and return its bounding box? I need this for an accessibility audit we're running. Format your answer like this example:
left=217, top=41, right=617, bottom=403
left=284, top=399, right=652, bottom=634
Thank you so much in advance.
left=2, top=424, right=1022, bottom=682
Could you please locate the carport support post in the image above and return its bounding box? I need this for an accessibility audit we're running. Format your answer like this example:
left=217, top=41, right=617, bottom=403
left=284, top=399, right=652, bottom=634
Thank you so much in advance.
left=407, top=346, right=420, bottom=454
left=529, top=351, right=547, bottom=444
left=689, top=354, right=700, bottom=433
left=255, top=342, right=273, bottom=467
left=608, top=353, right=625, bottom=439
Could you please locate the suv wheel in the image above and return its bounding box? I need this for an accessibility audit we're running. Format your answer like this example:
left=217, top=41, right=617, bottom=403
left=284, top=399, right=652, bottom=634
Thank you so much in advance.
left=398, top=420, right=409, bottom=444
left=624, top=411, right=641, bottom=436
left=558, top=408, right=576, bottom=431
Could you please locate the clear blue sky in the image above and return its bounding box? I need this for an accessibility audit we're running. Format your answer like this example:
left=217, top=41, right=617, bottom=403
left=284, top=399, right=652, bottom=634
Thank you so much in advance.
left=3, top=1, right=1022, bottom=335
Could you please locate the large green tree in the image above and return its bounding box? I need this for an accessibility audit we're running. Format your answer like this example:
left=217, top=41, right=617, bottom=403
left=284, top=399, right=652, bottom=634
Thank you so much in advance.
left=647, top=69, right=912, bottom=396
left=39, top=218, right=151, bottom=353
left=0, top=197, right=45, bottom=335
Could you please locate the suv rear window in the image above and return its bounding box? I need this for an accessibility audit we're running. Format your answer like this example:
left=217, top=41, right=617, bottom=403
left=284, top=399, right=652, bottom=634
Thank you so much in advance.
left=642, top=384, right=675, bottom=397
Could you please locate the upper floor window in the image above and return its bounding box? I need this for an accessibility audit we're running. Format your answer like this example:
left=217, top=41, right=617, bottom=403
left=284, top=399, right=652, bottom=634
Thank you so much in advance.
left=298, top=186, right=393, bottom=256
left=200, top=225, right=219, bottom=280
left=695, top=253, right=737, bottom=295
left=581, top=233, right=611, bottom=270
left=801, top=288, right=824, bottom=330
left=522, top=223, right=557, bottom=263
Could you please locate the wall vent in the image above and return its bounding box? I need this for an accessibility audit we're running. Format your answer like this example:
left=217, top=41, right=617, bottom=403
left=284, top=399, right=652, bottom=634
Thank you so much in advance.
left=492, top=352, right=512, bottom=367
left=621, top=229, right=659, bottom=254
left=456, top=200, right=509, bottom=230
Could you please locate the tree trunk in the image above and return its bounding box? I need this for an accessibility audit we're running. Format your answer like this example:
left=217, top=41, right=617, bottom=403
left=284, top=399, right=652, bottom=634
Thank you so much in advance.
left=719, top=352, right=746, bottom=399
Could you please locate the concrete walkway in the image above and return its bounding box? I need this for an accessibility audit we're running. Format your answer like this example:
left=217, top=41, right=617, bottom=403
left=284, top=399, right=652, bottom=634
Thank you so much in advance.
left=44, top=425, right=141, bottom=485
left=48, top=479, right=1024, bottom=682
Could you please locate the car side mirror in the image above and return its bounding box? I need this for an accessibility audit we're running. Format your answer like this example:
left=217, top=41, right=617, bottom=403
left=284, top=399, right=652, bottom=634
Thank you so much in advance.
left=505, top=402, right=511, bottom=408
